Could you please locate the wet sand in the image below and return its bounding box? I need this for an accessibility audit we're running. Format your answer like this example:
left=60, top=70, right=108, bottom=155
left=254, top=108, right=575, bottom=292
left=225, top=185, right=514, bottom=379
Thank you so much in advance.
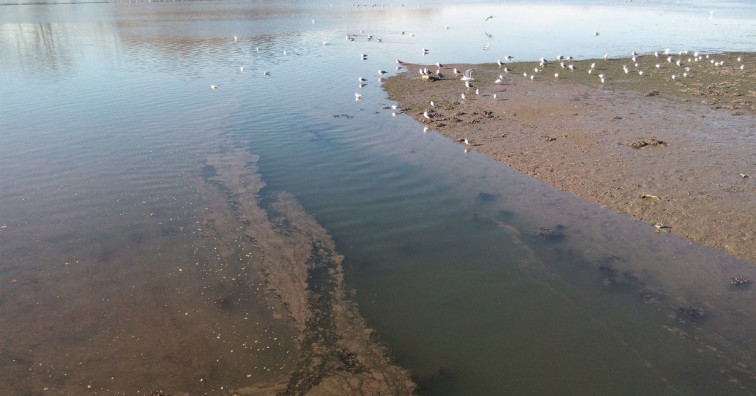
left=383, top=52, right=756, bottom=265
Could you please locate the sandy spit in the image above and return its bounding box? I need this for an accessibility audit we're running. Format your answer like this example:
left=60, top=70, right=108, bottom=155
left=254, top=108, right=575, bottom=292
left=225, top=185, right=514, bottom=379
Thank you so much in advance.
left=384, top=54, right=756, bottom=265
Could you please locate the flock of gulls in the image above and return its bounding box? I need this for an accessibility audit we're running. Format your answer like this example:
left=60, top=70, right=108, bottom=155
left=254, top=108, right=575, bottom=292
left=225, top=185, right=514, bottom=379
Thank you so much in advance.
left=211, top=12, right=748, bottom=153
left=354, top=37, right=747, bottom=151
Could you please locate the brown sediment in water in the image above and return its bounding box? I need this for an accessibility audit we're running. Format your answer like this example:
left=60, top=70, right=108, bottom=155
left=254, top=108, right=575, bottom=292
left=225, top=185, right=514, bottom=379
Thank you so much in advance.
left=203, top=150, right=416, bottom=395
left=383, top=52, right=756, bottom=264
left=0, top=147, right=414, bottom=395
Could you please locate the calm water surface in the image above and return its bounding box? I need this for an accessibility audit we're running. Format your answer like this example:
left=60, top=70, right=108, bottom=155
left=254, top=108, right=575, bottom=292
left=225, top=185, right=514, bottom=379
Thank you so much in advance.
left=2, top=0, right=756, bottom=394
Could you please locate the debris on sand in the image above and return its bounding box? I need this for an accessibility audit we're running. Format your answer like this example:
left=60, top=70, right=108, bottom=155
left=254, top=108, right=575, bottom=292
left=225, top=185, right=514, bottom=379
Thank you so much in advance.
left=629, top=138, right=667, bottom=149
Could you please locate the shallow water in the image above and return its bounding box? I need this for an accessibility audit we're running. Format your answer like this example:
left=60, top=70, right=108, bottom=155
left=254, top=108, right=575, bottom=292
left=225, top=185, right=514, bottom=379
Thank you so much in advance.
left=2, top=0, right=756, bottom=394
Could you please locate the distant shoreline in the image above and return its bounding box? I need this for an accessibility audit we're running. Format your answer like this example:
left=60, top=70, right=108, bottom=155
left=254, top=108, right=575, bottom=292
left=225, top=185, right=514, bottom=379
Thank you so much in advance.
left=383, top=52, right=756, bottom=264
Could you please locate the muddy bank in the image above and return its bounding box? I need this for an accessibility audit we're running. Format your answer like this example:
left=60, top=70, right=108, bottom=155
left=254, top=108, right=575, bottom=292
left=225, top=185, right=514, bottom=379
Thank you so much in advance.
left=203, top=150, right=416, bottom=395
left=383, top=52, right=756, bottom=264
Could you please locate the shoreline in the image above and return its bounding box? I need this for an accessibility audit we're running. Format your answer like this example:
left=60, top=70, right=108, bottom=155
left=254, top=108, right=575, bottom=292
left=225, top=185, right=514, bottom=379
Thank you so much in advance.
left=383, top=52, right=756, bottom=265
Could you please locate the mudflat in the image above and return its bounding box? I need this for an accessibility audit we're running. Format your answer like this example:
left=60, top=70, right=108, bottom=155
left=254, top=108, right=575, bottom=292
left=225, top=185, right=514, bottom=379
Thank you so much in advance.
left=384, top=52, right=756, bottom=264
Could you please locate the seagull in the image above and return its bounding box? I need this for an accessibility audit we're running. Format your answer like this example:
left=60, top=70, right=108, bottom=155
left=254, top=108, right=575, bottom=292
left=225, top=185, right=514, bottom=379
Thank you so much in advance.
left=355, top=92, right=363, bottom=100
left=210, top=84, right=219, bottom=90
left=436, top=62, right=443, bottom=68
left=483, top=43, right=490, bottom=51
left=497, top=59, right=503, bottom=67
left=437, top=70, right=444, bottom=79
left=475, top=88, right=480, bottom=95
left=423, top=111, right=431, bottom=119
left=485, top=15, right=494, bottom=21
left=453, top=68, right=460, bottom=75
left=464, top=138, right=470, bottom=145
left=359, top=77, right=367, bottom=83
left=504, top=55, right=513, bottom=62
left=378, top=69, right=387, bottom=75
left=465, top=80, right=473, bottom=88
left=554, top=73, right=559, bottom=78
left=263, top=71, right=270, bottom=76
left=593, top=31, right=599, bottom=36
left=361, top=54, right=368, bottom=60
left=430, top=100, right=436, bottom=107
left=239, top=66, right=244, bottom=72
left=493, top=93, right=498, bottom=99
left=460, top=69, right=475, bottom=81
left=461, top=93, right=467, bottom=100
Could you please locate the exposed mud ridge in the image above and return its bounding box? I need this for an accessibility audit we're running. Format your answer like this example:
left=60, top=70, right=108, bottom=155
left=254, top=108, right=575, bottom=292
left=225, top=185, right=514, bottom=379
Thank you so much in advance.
left=203, top=150, right=415, bottom=395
